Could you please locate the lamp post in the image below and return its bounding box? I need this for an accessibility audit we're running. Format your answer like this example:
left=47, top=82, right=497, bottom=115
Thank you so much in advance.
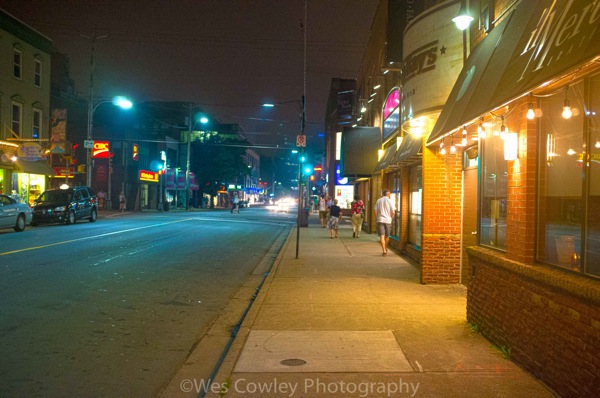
left=85, top=96, right=132, bottom=188
left=185, top=103, right=209, bottom=210
left=263, top=97, right=305, bottom=258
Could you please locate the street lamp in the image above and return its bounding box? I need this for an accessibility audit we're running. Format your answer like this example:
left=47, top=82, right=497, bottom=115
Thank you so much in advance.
left=452, top=0, right=474, bottom=31
left=263, top=97, right=306, bottom=259
left=185, top=103, right=209, bottom=209
left=85, top=96, right=133, bottom=187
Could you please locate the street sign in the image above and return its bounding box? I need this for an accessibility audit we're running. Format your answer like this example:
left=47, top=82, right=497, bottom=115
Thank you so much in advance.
left=296, top=134, right=306, bottom=147
left=84, top=140, right=94, bottom=149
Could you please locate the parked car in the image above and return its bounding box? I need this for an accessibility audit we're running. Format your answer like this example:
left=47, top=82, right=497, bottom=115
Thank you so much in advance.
left=30, top=186, right=98, bottom=226
left=0, top=194, right=32, bottom=232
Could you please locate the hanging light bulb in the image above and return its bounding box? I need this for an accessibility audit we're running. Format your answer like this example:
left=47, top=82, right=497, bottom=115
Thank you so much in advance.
left=461, top=126, right=468, bottom=145
left=440, top=141, right=446, bottom=155
left=450, top=138, right=457, bottom=154
left=595, top=138, right=600, bottom=149
left=478, top=117, right=486, bottom=139
left=500, top=116, right=507, bottom=140
left=527, top=95, right=536, bottom=120
left=562, top=87, right=572, bottom=119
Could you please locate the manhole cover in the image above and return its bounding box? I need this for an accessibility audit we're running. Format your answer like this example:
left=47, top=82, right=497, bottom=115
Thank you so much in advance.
left=280, top=358, right=307, bottom=367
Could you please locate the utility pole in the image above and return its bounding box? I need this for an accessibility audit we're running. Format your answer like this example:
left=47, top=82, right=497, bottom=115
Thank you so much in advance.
left=185, top=103, right=193, bottom=210
left=296, top=0, right=308, bottom=259
left=82, top=30, right=108, bottom=188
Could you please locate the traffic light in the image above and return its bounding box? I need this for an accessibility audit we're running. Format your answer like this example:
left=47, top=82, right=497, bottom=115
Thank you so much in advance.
left=303, top=164, right=313, bottom=176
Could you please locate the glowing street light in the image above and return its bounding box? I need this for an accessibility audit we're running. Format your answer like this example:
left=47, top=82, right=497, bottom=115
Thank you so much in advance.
left=85, top=96, right=133, bottom=187
left=186, top=104, right=209, bottom=209
left=262, top=99, right=306, bottom=258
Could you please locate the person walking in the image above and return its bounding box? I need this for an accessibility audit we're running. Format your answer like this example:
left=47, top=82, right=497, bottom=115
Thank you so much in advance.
left=318, top=195, right=328, bottom=228
left=231, top=193, right=240, bottom=213
left=118, top=191, right=126, bottom=212
left=374, top=189, right=395, bottom=256
left=327, top=199, right=342, bottom=238
left=350, top=194, right=365, bottom=238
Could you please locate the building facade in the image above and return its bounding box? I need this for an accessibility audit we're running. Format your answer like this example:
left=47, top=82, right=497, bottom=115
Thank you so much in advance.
left=339, top=0, right=600, bottom=395
left=0, top=9, right=55, bottom=204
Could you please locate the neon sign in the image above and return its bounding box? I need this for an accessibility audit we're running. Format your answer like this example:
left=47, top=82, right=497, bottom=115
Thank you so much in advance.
left=92, top=141, right=110, bottom=159
left=139, top=170, right=159, bottom=183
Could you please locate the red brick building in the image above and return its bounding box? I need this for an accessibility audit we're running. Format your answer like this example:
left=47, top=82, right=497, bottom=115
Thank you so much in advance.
left=333, top=0, right=600, bottom=396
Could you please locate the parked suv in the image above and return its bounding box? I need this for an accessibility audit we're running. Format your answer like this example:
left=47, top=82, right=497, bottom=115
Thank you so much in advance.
left=31, top=186, right=98, bottom=225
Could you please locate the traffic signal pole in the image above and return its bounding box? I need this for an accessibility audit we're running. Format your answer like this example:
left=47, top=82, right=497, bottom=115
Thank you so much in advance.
left=296, top=0, right=307, bottom=259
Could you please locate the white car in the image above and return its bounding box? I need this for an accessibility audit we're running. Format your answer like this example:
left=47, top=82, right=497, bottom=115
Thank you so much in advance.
left=0, top=194, right=32, bottom=232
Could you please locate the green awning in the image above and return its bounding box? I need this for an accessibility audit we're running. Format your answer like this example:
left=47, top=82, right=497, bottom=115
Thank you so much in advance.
left=374, top=145, right=397, bottom=172
left=15, top=159, right=56, bottom=176
left=428, top=0, right=600, bottom=146
left=392, top=134, right=422, bottom=166
left=340, top=127, right=380, bottom=177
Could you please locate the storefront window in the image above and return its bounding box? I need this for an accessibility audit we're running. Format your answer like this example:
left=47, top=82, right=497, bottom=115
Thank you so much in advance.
left=12, top=173, right=46, bottom=205
left=480, top=120, right=508, bottom=250
left=408, top=165, right=422, bottom=250
left=537, top=77, right=600, bottom=277
left=587, top=75, right=600, bottom=276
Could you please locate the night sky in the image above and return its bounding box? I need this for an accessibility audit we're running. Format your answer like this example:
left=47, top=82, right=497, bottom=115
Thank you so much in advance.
left=1, top=0, right=379, bottom=151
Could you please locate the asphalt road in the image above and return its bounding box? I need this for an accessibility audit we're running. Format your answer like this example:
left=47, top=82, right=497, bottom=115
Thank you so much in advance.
left=0, top=206, right=295, bottom=397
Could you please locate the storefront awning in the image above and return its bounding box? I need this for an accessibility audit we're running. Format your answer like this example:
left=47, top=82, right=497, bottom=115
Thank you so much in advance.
left=373, top=145, right=397, bottom=172
left=428, top=0, right=600, bottom=146
left=15, top=159, right=56, bottom=176
left=340, top=127, right=380, bottom=177
left=392, top=134, right=422, bottom=166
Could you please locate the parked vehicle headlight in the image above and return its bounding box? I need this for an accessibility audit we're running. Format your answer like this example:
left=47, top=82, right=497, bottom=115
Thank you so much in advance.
left=55, top=206, right=66, bottom=212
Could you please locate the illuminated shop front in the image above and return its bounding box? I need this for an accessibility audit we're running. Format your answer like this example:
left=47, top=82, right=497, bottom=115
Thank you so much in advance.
left=139, top=169, right=160, bottom=210
left=1, top=142, right=54, bottom=204
left=424, top=1, right=600, bottom=395
left=0, top=142, right=18, bottom=195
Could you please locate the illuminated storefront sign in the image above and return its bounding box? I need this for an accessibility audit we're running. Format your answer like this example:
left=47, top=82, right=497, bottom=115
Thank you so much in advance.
left=17, top=143, right=44, bottom=161
left=383, top=89, right=401, bottom=141
left=139, top=170, right=159, bottom=183
left=92, top=141, right=110, bottom=159
left=53, top=167, right=75, bottom=178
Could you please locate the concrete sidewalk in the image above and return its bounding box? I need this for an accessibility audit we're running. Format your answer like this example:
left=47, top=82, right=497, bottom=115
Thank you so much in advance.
left=160, top=214, right=556, bottom=398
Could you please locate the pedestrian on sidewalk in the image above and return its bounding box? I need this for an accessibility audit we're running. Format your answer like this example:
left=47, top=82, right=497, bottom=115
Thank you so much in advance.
left=118, top=191, right=126, bottom=212
left=374, top=189, right=395, bottom=256
left=318, top=195, right=328, bottom=228
left=231, top=193, right=240, bottom=213
left=351, top=194, right=365, bottom=238
left=327, top=199, right=342, bottom=238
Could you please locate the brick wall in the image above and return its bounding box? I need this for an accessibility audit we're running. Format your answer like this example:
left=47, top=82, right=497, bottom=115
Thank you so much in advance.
left=422, top=143, right=462, bottom=283
left=467, top=247, right=600, bottom=398
left=506, top=100, right=537, bottom=264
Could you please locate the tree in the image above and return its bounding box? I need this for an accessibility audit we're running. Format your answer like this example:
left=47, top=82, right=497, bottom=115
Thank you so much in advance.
left=192, top=134, right=250, bottom=207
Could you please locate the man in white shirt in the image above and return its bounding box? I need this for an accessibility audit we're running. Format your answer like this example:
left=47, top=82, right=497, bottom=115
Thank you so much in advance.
left=374, top=189, right=395, bottom=256
left=318, top=195, right=328, bottom=228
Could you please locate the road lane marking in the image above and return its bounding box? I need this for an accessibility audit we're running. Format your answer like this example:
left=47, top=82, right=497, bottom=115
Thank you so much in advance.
left=0, top=219, right=189, bottom=257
